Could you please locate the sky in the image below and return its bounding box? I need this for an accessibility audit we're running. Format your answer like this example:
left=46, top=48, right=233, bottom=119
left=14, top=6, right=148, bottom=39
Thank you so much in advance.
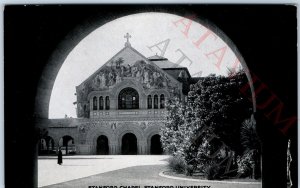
left=49, top=12, right=242, bottom=119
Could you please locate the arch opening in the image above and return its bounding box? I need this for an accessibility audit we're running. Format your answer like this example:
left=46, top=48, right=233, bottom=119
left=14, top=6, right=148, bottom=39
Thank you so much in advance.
left=118, top=87, right=139, bottom=109
left=38, top=136, right=55, bottom=155
left=121, top=133, right=137, bottom=155
left=96, top=135, right=109, bottom=155
left=150, top=134, right=163, bottom=155
left=58, top=135, right=75, bottom=155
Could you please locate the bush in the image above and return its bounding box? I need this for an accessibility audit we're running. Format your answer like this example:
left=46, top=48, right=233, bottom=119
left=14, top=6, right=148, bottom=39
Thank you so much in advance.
left=168, top=156, right=187, bottom=173
left=204, top=163, right=225, bottom=180
left=237, top=150, right=255, bottom=178
left=185, top=164, right=194, bottom=176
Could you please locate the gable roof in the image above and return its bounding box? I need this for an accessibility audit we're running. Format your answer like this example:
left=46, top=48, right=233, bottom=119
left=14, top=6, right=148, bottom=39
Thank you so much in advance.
left=148, top=55, right=184, bottom=69
left=77, top=45, right=182, bottom=87
left=162, top=67, right=192, bottom=80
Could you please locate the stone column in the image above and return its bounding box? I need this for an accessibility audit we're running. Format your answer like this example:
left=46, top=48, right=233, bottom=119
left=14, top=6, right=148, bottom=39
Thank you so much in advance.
left=138, top=141, right=147, bottom=155
left=109, top=142, right=118, bottom=155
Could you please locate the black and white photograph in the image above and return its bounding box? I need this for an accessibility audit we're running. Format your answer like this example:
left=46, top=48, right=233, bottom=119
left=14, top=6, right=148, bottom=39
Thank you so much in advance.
left=4, top=4, right=297, bottom=188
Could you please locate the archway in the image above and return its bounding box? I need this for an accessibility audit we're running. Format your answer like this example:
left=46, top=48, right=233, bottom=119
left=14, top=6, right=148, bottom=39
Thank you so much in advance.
left=96, top=135, right=109, bottom=155
left=38, top=136, right=55, bottom=155
left=150, top=134, right=163, bottom=154
left=121, top=133, right=137, bottom=155
left=31, top=11, right=260, bottom=188
left=118, top=87, right=139, bottom=109
left=59, top=135, right=75, bottom=155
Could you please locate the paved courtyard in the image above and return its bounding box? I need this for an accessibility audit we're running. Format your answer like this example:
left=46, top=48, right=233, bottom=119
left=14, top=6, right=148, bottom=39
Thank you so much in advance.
left=38, top=155, right=261, bottom=188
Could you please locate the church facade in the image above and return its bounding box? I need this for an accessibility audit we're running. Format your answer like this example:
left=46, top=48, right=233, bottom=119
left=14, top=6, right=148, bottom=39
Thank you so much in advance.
left=38, top=35, right=198, bottom=155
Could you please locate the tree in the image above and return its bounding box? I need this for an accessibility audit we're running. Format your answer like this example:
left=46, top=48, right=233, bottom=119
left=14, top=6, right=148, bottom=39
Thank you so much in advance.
left=238, top=116, right=261, bottom=178
left=161, top=71, right=258, bottom=179
left=189, top=71, right=252, bottom=153
left=160, top=98, right=186, bottom=156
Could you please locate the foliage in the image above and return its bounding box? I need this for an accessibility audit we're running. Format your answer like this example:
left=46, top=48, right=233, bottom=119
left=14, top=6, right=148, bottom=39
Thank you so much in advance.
left=160, top=98, right=186, bottom=156
left=161, top=71, right=259, bottom=179
left=168, top=156, right=187, bottom=174
left=188, top=71, right=252, bottom=153
left=185, top=164, right=194, bottom=176
left=238, top=117, right=261, bottom=178
left=203, top=162, right=226, bottom=180
left=237, top=150, right=255, bottom=177
left=240, top=117, right=260, bottom=152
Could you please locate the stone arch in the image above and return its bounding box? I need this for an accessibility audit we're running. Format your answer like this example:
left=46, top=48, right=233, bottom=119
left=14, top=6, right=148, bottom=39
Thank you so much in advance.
left=91, top=132, right=111, bottom=154
left=47, top=133, right=58, bottom=145
left=145, top=126, right=161, bottom=154
left=85, top=126, right=117, bottom=154
left=38, top=135, right=56, bottom=155
left=31, top=11, right=258, bottom=188
left=110, top=79, right=148, bottom=109
left=53, top=131, right=78, bottom=148
left=96, top=135, right=109, bottom=155
left=111, top=78, right=147, bottom=98
left=116, top=125, right=146, bottom=154
left=150, top=134, right=163, bottom=154
left=121, top=133, right=138, bottom=155
left=58, top=135, right=76, bottom=155
left=118, top=87, right=139, bottom=109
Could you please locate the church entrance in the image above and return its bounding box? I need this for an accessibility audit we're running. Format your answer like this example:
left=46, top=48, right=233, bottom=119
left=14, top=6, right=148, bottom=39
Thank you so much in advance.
left=121, top=133, right=137, bottom=155
left=96, top=135, right=109, bottom=155
left=150, top=134, right=163, bottom=154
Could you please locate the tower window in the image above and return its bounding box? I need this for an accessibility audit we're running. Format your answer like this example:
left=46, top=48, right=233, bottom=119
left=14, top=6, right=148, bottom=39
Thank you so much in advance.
left=147, top=95, right=152, bottom=109
left=160, top=94, right=165, bottom=109
left=93, top=96, right=98, bottom=110
left=154, top=95, right=158, bottom=109
left=105, top=96, right=110, bottom=110
left=99, top=96, right=104, bottom=110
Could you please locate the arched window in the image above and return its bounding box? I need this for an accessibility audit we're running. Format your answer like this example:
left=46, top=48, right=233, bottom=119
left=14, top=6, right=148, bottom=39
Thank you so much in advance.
left=99, top=96, right=104, bottom=110
left=93, top=96, right=98, bottom=110
left=154, top=95, right=158, bottom=109
left=118, top=87, right=139, bottom=109
left=160, top=94, right=165, bottom=109
left=147, top=95, right=152, bottom=109
left=105, top=96, right=110, bottom=110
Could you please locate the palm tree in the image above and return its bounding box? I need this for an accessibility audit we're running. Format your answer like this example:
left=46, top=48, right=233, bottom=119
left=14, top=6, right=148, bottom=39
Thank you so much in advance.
left=240, top=115, right=261, bottom=179
left=241, top=116, right=260, bottom=151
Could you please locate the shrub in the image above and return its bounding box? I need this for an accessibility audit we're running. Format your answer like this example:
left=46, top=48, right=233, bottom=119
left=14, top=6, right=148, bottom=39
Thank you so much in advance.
left=203, top=162, right=227, bottom=180
left=205, top=165, right=217, bottom=180
left=237, top=150, right=255, bottom=178
left=168, top=156, right=186, bottom=173
left=185, top=164, right=194, bottom=176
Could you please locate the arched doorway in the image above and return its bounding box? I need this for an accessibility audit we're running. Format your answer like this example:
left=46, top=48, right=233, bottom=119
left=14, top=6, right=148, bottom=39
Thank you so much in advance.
left=150, top=134, right=163, bottom=154
left=118, top=87, right=139, bottom=109
left=121, top=133, right=137, bottom=155
left=38, top=136, right=55, bottom=155
left=59, top=135, right=75, bottom=155
left=96, top=135, right=109, bottom=155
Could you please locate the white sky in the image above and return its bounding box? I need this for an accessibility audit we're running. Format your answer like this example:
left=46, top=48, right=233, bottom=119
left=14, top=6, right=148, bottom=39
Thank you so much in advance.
left=49, top=12, right=241, bottom=119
